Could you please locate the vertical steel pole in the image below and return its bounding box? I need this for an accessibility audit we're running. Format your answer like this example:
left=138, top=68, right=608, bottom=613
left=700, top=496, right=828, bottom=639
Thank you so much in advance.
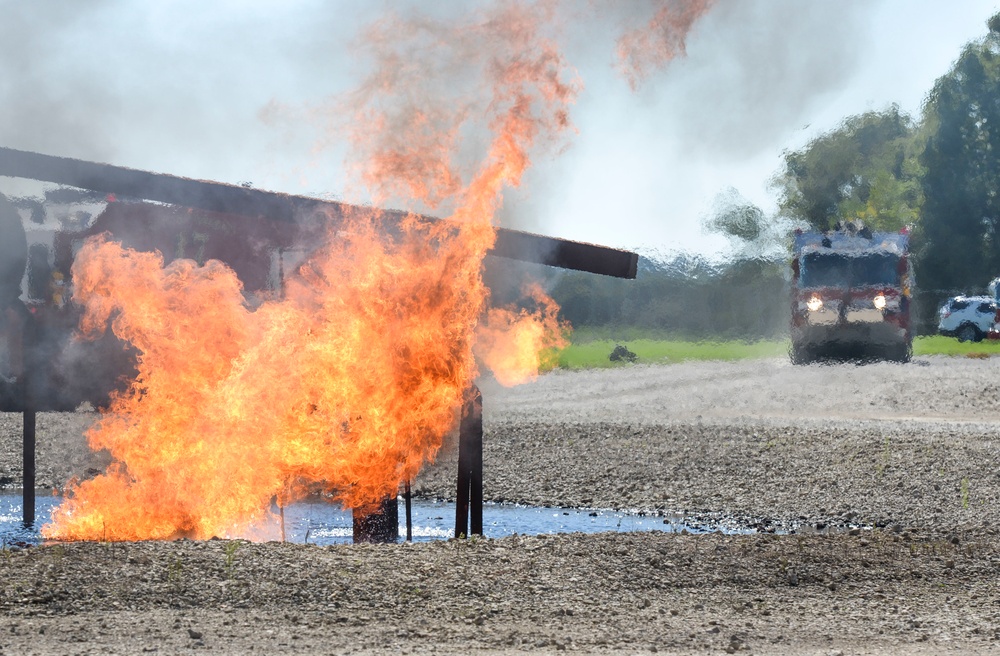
left=279, top=504, right=286, bottom=543
left=22, top=409, right=35, bottom=528
left=6, top=303, right=34, bottom=528
left=454, top=445, right=469, bottom=539
left=455, top=385, right=483, bottom=538
left=469, top=388, right=483, bottom=536
left=404, top=480, right=412, bottom=542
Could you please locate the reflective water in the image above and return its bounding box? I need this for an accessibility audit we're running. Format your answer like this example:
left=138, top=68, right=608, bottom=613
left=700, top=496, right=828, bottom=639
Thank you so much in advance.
left=0, top=492, right=736, bottom=546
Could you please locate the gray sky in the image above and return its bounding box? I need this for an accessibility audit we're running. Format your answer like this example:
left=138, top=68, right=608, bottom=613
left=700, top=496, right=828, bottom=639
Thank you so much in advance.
left=1, top=0, right=997, bottom=258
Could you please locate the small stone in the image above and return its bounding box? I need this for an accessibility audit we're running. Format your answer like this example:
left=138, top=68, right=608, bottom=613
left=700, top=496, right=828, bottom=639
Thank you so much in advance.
left=187, top=629, right=203, bottom=640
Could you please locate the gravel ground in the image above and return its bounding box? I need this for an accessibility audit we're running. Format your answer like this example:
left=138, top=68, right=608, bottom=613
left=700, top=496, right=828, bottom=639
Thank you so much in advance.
left=3, top=355, right=1000, bottom=654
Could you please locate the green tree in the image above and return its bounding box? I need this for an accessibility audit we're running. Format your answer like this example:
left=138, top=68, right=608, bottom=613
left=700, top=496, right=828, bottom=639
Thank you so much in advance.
left=916, top=13, right=1000, bottom=294
left=774, top=106, right=922, bottom=232
left=703, top=187, right=795, bottom=261
left=543, top=253, right=787, bottom=341
left=704, top=187, right=766, bottom=243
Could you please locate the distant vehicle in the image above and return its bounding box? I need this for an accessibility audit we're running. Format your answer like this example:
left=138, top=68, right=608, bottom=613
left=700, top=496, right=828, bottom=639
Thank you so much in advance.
left=937, top=295, right=998, bottom=342
left=790, top=222, right=913, bottom=364
left=989, top=277, right=1000, bottom=301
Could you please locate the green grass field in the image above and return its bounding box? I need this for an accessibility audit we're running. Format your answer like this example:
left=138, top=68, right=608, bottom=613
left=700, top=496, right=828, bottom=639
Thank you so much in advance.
left=913, top=335, right=1000, bottom=357
left=551, top=332, right=1000, bottom=370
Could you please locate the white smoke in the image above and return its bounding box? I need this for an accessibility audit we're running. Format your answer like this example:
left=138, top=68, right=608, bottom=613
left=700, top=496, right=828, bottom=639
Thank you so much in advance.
left=0, top=0, right=992, bottom=254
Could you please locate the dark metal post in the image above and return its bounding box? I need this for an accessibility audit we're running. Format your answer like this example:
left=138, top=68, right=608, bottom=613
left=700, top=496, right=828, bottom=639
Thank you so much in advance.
left=455, top=452, right=469, bottom=539
left=10, top=301, right=36, bottom=529
left=279, top=504, right=286, bottom=543
left=469, top=392, right=483, bottom=537
left=22, top=409, right=35, bottom=528
left=455, top=385, right=483, bottom=538
left=404, top=480, right=412, bottom=542
left=352, top=495, right=399, bottom=543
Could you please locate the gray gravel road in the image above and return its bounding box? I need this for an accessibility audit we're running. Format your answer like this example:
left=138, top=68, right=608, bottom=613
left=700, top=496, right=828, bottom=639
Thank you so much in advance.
left=3, top=355, right=1000, bottom=654
left=480, top=354, right=1000, bottom=425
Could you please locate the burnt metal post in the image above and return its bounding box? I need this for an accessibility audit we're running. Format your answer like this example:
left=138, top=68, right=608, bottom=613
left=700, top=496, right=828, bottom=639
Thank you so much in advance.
left=455, top=385, right=483, bottom=538
left=22, top=409, right=35, bottom=528
left=4, top=301, right=36, bottom=528
left=404, top=480, right=413, bottom=542
left=352, top=495, right=399, bottom=543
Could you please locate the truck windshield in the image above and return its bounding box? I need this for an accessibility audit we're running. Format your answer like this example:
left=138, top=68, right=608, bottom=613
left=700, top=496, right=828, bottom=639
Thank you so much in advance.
left=800, top=252, right=900, bottom=288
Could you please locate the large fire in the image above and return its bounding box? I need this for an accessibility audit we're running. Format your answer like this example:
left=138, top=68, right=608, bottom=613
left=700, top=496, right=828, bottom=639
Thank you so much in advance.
left=42, top=0, right=711, bottom=541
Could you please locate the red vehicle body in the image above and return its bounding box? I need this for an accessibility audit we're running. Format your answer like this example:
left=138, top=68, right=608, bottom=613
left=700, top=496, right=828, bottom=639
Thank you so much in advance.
left=790, top=224, right=912, bottom=363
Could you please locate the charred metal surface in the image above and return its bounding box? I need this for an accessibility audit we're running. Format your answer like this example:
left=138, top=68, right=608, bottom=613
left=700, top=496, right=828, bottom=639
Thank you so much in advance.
left=352, top=496, right=399, bottom=543
left=0, top=146, right=638, bottom=279
left=455, top=386, right=483, bottom=538
left=488, top=230, right=638, bottom=280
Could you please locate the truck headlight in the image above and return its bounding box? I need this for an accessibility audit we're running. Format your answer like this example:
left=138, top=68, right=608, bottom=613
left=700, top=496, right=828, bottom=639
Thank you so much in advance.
left=806, top=295, right=823, bottom=312
left=873, top=294, right=887, bottom=310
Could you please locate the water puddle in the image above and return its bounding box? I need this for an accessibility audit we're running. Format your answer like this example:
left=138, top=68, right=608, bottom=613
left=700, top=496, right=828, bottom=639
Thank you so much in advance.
left=0, top=491, right=845, bottom=547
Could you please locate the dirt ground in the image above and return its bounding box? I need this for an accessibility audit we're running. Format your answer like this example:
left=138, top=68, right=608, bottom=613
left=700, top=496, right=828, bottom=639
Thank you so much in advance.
left=3, top=354, right=1000, bottom=654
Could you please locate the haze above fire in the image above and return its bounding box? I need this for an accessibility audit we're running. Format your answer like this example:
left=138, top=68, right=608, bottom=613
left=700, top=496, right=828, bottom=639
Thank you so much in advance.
left=1, top=0, right=995, bottom=257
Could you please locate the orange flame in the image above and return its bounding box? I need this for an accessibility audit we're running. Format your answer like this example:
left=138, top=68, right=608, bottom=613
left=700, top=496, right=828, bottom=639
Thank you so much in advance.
left=476, top=284, right=569, bottom=387
left=43, top=2, right=580, bottom=541
left=44, top=1, right=713, bottom=541
left=616, top=0, right=715, bottom=90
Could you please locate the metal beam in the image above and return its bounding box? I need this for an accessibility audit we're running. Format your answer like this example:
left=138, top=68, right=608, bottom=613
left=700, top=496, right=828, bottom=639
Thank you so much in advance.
left=0, top=147, right=638, bottom=279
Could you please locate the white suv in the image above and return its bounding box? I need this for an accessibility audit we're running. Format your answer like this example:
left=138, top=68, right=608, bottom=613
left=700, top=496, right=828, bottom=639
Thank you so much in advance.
left=938, top=296, right=998, bottom=342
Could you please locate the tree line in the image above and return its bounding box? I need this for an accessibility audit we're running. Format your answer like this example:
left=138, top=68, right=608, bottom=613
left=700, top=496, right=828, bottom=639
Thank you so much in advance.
left=513, top=12, right=1000, bottom=340
left=772, top=12, right=1000, bottom=330
left=486, top=254, right=789, bottom=342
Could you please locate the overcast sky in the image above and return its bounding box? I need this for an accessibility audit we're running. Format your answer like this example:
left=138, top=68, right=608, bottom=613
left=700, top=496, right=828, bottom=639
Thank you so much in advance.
left=1, top=0, right=997, bottom=259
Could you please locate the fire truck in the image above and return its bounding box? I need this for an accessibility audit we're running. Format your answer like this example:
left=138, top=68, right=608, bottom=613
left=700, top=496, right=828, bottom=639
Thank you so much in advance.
left=790, top=222, right=912, bottom=364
